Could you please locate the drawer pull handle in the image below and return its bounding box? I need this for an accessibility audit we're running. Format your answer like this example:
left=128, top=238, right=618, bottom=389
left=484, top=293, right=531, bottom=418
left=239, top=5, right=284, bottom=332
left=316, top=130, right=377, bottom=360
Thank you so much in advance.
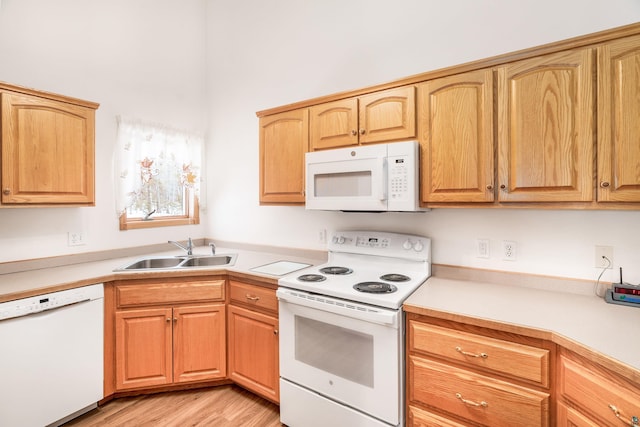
left=246, top=294, right=260, bottom=301
left=455, top=346, right=488, bottom=359
left=455, top=393, right=488, bottom=408
left=608, top=404, right=639, bottom=426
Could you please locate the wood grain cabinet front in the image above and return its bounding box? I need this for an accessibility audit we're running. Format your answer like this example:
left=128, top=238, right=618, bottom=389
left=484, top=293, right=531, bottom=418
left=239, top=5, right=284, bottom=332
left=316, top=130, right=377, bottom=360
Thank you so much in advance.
left=407, top=315, right=552, bottom=427
left=113, top=279, right=226, bottom=392
left=310, top=86, right=416, bottom=150
left=557, top=349, right=640, bottom=427
left=496, top=48, right=595, bottom=203
left=418, top=69, right=495, bottom=203
left=259, top=108, right=308, bottom=204
left=0, top=85, right=98, bottom=206
left=597, top=33, right=640, bottom=202
left=227, top=280, right=279, bottom=403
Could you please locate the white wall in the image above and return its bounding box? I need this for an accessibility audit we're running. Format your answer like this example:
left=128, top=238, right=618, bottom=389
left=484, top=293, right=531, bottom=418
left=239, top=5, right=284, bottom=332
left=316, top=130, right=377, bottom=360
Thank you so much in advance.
left=205, top=0, right=640, bottom=284
left=0, top=0, right=208, bottom=262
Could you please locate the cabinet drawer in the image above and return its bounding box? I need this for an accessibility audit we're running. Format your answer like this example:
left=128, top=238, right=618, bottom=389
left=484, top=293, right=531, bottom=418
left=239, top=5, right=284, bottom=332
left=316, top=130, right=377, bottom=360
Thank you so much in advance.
left=559, top=355, right=640, bottom=426
left=229, top=280, right=278, bottom=313
left=409, top=321, right=549, bottom=387
left=408, top=404, right=468, bottom=427
left=116, top=280, right=225, bottom=307
left=409, top=356, right=549, bottom=427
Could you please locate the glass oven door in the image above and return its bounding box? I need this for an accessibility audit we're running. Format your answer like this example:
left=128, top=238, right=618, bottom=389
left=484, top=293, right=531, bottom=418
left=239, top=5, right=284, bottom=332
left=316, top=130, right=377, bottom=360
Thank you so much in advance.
left=277, top=288, right=402, bottom=425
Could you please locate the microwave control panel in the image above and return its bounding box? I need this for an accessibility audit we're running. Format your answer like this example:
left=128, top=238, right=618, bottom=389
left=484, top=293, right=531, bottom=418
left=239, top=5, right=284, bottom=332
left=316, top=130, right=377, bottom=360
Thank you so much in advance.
left=389, top=157, right=409, bottom=201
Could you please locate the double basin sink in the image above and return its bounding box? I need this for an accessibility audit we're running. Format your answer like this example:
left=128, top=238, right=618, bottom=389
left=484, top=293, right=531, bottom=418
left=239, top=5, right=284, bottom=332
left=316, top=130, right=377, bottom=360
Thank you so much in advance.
left=114, top=254, right=237, bottom=271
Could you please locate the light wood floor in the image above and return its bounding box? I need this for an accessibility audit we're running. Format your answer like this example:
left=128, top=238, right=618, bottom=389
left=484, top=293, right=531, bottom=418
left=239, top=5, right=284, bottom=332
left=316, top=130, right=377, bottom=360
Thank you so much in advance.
left=64, top=385, right=282, bottom=427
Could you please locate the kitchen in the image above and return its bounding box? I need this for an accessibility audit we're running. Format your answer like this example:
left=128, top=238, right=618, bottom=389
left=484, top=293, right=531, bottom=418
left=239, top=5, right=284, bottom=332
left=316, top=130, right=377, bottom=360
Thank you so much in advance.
left=1, top=0, right=640, bottom=426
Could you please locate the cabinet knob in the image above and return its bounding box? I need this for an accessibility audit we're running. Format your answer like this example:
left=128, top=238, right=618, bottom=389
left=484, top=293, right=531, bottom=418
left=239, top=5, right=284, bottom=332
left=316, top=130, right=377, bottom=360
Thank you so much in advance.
left=350, top=129, right=357, bottom=136
left=2, top=188, right=10, bottom=195
left=359, top=128, right=365, bottom=135
left=486, top=184, right=493, bottom=191
left=274, top=329, right=279, bottom=335
left=166, top=318, right=171, bottom=323
left=600, top=181, right=611, bottom=188
left=499, top=184, right=507, bottom=191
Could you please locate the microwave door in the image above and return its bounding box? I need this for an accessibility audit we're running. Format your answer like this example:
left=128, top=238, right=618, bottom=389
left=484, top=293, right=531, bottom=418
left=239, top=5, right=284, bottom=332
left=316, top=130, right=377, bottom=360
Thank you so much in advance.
left=306, top=156, right=387, bottom=211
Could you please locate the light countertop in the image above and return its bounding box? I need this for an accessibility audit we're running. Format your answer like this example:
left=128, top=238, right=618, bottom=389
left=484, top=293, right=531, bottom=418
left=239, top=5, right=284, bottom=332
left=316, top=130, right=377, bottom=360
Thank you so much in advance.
left=404, top=276, right=640, bottom=380
left=0, top=244, right=326, bottom=303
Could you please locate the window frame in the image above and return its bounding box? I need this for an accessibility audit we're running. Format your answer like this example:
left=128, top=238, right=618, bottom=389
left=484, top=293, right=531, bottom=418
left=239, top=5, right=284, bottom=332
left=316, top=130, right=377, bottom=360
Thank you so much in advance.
left=119, top=193, right=200, bottom=230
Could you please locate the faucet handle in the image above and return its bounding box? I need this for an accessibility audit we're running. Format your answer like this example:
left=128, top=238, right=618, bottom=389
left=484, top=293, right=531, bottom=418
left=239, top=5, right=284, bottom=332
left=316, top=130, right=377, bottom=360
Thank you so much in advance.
left=209, top=242, right=216, bottom=255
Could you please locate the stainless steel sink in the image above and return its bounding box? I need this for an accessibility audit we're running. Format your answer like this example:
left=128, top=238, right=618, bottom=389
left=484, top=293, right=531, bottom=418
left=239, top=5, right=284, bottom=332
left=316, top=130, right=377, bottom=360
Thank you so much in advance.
left=121, top=257, right=185, bottom=270
left=180, top=255, right=234, bottom=267
left=114, top=254, right=237, bottom=271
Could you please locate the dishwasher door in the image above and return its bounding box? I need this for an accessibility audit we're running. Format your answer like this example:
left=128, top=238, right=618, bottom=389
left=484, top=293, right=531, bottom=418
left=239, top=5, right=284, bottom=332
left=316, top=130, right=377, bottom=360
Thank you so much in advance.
left=0, top=284, right=104, bottom=427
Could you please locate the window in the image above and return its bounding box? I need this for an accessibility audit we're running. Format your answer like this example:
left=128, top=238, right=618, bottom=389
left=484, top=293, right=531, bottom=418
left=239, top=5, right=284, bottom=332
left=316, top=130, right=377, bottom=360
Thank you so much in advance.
left=115, top=117, right=205, bottom=230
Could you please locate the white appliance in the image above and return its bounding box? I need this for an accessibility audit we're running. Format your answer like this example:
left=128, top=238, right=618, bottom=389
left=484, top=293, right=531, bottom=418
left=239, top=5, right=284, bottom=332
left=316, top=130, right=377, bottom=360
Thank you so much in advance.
left=277, top=231, right=431, bottom=427
left=0, top=283, right=104, bottom=427
left=305, top=140, right=424, bottom=212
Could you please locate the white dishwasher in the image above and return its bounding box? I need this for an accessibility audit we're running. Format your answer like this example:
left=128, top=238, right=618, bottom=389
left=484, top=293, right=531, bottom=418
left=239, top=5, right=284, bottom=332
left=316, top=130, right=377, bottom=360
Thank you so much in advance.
left=0, top=283, right=104, bottom=427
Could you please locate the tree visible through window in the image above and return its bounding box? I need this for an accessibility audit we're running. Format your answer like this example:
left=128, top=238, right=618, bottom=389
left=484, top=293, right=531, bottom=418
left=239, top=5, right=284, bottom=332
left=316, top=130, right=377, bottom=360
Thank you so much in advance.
left=115, top=117, right=204, bottom=230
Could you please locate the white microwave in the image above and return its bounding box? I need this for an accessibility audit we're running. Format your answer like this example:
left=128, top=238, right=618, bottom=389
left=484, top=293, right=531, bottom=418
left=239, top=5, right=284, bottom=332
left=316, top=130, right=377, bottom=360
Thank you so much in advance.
left=305, top=140, right=425, bottom=212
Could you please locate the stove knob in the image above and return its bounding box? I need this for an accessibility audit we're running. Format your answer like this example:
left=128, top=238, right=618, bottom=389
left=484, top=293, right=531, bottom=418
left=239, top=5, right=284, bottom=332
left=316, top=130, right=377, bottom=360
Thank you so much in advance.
left=337, top=235, right=345, bottom=244
left=402, top=240, right=413, bottom=250
left=413, top=241, right=424, bottom=252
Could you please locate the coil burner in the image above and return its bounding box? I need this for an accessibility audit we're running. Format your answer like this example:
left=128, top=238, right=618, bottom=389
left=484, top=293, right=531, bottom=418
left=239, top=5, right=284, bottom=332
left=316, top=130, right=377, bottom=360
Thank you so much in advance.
left=297, top=274, right=327, bottom=282
left=380, top=273, right=411, bottom=282
left=319, top=266, right=353, bottom=275
left=353, top=282, right=398, bottom=294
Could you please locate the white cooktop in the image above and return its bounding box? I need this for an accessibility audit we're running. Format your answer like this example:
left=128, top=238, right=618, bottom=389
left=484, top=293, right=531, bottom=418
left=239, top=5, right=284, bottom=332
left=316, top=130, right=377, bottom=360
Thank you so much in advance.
left=278, top=231, right=431, bottom=309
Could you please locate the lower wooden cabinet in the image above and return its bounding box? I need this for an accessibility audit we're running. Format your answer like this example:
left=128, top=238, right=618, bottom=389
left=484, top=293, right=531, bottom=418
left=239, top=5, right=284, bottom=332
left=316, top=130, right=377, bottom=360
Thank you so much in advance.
left=227, top=280, right=279, bottom=403
left=112, top=278, right=227, bottom=392
left=557, top=349, right=640, bottom=426
left=115, top=304, right=226, bottom=390
left=407, top=314, right=551, bottom=427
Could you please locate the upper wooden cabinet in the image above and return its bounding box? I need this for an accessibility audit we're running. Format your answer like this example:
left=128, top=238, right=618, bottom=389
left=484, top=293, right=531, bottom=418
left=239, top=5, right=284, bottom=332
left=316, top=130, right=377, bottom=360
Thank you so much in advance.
left=597, top=34, right=640, bottom=202
left=0, top=85, right=98, bottom=206
left=259, top=108, right=308, bottom=204
left=309, top=86, right=416, bottom=150
left=419, top=69, right=494, bottom=203
left=496, top=48, right=595, bottom=203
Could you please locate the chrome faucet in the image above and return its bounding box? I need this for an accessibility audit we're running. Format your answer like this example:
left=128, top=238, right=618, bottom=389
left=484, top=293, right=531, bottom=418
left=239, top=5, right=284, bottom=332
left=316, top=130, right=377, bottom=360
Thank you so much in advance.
left=168, top=237, right=193, bottom=256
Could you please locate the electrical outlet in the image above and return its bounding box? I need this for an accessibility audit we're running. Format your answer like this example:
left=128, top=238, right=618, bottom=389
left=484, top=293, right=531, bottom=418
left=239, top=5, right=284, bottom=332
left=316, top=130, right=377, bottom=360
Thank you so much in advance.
left=67, top=231, right=86, bottom=246
left=476, top=239, right=490, bottom=258
left=318, top=229, right=327, bottom=244
left=502, top=240, right=517, bottom=261
left=594, top=245, right=613, bottom=269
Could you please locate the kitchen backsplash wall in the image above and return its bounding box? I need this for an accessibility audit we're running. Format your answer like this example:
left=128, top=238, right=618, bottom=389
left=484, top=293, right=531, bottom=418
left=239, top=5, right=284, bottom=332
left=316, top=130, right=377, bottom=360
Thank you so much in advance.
left=1, top=0, right=639, bottom=286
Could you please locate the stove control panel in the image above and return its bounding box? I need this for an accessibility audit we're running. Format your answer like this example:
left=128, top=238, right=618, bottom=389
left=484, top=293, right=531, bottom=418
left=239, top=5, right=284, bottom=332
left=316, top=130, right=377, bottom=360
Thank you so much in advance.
left=328, top=230, right=430, bottom=261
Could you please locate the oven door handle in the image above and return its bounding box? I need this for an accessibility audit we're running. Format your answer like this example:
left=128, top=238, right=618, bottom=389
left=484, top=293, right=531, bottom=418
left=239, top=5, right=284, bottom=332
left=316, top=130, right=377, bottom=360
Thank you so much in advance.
left=277, top=288, right=399, bottom=327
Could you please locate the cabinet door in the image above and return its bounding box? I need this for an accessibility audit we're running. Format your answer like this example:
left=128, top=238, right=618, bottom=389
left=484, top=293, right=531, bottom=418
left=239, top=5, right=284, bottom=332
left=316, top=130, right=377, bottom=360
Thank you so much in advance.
left=419, top=70, right=494, bottom=202
left=557, top=402, right=600, bottom=427
left=259, top=108, right=308, bottom=204
left=597, top=34, right=640, bottom=202
left=173, top=304, right=226, bottom=383
left=1, top=91, right=95, bottom=205
left=115, top=308, right=172, bottom=390
left=310, top=98, right=358, bottom=150
left=228, top=305, right=279, bottom=403
left=497, top=48, right=594, bottom=202
left=359, top=86, right=416, bottom=144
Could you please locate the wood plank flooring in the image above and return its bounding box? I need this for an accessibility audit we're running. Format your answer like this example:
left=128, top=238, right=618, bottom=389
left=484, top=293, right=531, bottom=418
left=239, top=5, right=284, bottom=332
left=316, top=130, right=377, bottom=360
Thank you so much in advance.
left=64, top=385, right=282, bottom=427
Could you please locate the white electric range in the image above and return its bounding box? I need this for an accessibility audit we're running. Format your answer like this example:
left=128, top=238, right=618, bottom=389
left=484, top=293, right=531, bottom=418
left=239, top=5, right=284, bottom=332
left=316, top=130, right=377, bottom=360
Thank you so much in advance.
left=277, top=230, right=431, bottom=427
